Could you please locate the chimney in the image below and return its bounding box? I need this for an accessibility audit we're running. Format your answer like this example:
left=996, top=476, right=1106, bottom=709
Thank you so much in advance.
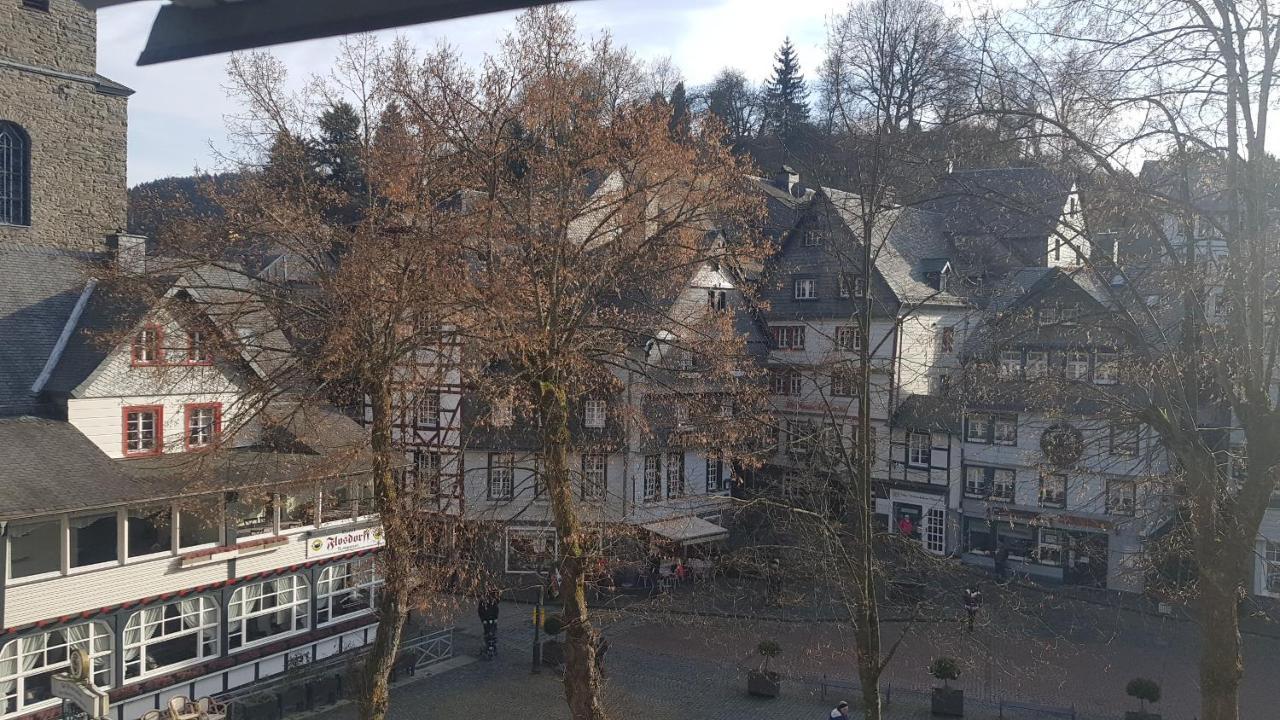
left=109, top=233, right=149, bottom=273
left=773, top=165, right=800, bottom=194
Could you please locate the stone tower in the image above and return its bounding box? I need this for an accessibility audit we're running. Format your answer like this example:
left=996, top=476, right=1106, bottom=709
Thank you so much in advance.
left=0, top=0, right=131, bottom=250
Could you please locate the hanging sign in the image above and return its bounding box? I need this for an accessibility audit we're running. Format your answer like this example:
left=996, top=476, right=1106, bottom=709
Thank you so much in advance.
left=307, top=526, right=384, bottom=557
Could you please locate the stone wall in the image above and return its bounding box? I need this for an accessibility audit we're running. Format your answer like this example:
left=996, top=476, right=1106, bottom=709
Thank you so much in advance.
left=0, top=0, right=97, bottom=75
left=0, top=65, right=129, bottom=251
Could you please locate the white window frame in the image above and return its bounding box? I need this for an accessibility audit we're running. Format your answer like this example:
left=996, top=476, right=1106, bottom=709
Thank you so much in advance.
left=414, top=392, right=441, bottom=427
left=1025, top=351, right=1049, bottom=379
left=488, top=453, right=514, bottom=500
left=794, top=278, right=818, bottom=300
left=835, top=326, right=861, bottom=352
left=907, top=432, right=931, bottom=468
left=187, top=330, right=209, bottom=363
left=316, top=559, right=382, bottom=625
left=772, top=325, right=806, bottom=350
left=1095, top=352, right=1119, bottom=384
left=1037, top=529, right=1065, bottom=565
left=643, top=455, right=661, bottom=501
left=1065, top=351, right=1090, bottom=381
left=999, top=350, right=1022, bottom=376
left=965, top=413, right=991, bottom=444
left=187, top=406, right=217, bottom=448
left=228, top=575, right=310, bottom=651
left=831, top=367, right=858, bottom=398
left=1039, top=473, right=1067, bottom=508
left=122, top=597, right=219, bottom=681
left=7, top=518, right=64, bottom=582
left=1266, top=542, right=1280, bottom=594
left=924, top=508, right=945, bottom=554
left=991, top=469, right=1016, bottom=502
left=1106, top=479, right=1137, bottom=516
left=584, top=399, right=607, bottom=428
left=125, top=407, right=160, bottom=455
left=665, top=451, right=685, bottom=498
left=706, top=452, right=725, bottom=493
left=770, top=368, right=801, bottom=396
left=993, top=415, right=1018, bottom=446
left=964, top=466, right=988, bottom=497
left=581, top=454, right=608, bottom=500
left=0, top=621, right=113, bottom=716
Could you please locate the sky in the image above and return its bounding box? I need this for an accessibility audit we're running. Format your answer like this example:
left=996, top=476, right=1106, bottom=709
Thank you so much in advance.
left=96, top=0, right=851, bottom=186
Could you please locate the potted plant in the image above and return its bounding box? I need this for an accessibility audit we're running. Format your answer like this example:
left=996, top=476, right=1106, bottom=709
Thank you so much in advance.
left=747, top=640, right=782, bottom=698
left=930, top=656, right=964, bottom=716
left=1124, top=678, right=1161, bottom=720
left=541, top=615, right=566, bottom=667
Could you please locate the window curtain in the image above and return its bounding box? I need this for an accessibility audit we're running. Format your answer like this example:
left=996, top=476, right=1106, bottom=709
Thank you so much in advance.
left=62, top=623, right=109, bottom=688
left=0, top=640, right=18, bottom=712
left=124, top=608, right=164, bottom=671
left=180, top=599, right=217, bottom=654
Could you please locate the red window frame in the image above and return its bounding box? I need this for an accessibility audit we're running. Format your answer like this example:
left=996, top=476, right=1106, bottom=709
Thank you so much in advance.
left=185, top=329, right=212, bottom=365
left=131, top=324, right=164, bottom=367
left=184, top=403, right=222, bottom=451
left=122, top=405, right=164, bottom=457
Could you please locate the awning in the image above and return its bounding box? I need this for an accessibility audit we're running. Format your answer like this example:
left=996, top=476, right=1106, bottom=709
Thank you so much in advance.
left=642, top=516, right=728, bottom=546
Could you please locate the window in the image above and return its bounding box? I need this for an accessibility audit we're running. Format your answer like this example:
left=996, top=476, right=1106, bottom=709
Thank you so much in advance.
left=123, top=406, right=163, bottom=457
left=317, top=559, right=381, bottom=624
left=964, top=466, right=1015, bottom=502
left=581, top=454, right=607, bottom=500
left=1039, top=473, right=1067, bottom=508
left=835, top=326, right=861, bottom=351
left=506, top=529, right=556, bottom=573
left=228, top=492, right=275, bottom=539
left=1037, top=529, right=1065, bottom=565
left=838, top=274, right=851, bottom=298
left=802, top=230, right=819, bottom=247
left=924, top=509, right=945, bottom=554
left=941, top=327, right=955, bottom=354
left=786, top=420, right=815, bottom=457
left=965, top=413, right=991, bottom=443
left=907, top=432, right=931, bottom=468
left=131, top=325, right=163, bottom=366
left=794, top=278, right=818, bottom=300
left=185, top=403, right=220, bottom=450
left=772, top=325, right=806, bottom=350
left=1095, top=352, right=1118, bottom=384
left=993, top=415, right=1017, bottom=446
left=0, top=622, right=112, bottom=717
left=487, top=453, right=514, bottom=500
left=186, top=330, right=210, bottom=363
left=414, top=392, right=440, bottom=427
left=413, top=450, right=441, bottom=494
left=838, top=275, right=865, bottom=299
left=1267, top=542, right=1280, bottom=593
left=491, top=396, right=513, bottom=427
left=999, top=350, right=1022, bottom=377
left=122, top=597, right=218, bottom=680
left=830, top=367, right=858, bottom=398
left=0, top=122, right=30, bottom=226
left=706, top=452, right=725, bottom=493
left=279, top=485, right=317, bottom=531
left=177, top=496, right=221, bottom=548
left=1025, top=351, right=1048, bottom=379
left=584, top=399, right=607, bottom=428
left=769, top=368, right=801, bottom=396
left=69, top=512, right=118, bottom=568
left=674, top=401, right=691, bottom=425
left=665, top=452, right=685, bottom=498
left=1060, top=305, right=1080, bottom=324
left=643, top=455, right=661, bottom=501
left=1065, top=351, right=1090, bottom=381
left=1109, top=424, right=1140, bottom=457
left=1038, top=306, right=1058, bottom=325
left=1106, top=479, right=1136, bottom=516
left=127, top=505, right=174, bottom=558
left=228, top=576, right=310, bottom=650
left=320, top=480, right=371, bottom=524
left=8, top=519, right=60, bottom=579
left=707, top=289, right=727, bottom=310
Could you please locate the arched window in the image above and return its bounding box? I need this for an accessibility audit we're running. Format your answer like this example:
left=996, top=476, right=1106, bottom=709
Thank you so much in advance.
left=0, top=621, right=113, bottom=716
left=0, top=123, right=30, bottom=227
left=228, top=575, right=310, bottom=651
left=123, top=597, right=218, bottom=680
left=316, top=559, right=381, bottom=625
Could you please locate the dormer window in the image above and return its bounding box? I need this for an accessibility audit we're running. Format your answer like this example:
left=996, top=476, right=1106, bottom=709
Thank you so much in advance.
left=123, top=406, right=163, bottom=456
left=185, top=404, right=221, bottom=450
left=131, top=325, right=163, bottom=366
left=186, top=329, right=211, bottom=364
left=802, top=231, right=820, bottom=247
left=707, top=289, right=727, bottom=310
left=794, top=278, right=818, bottom=300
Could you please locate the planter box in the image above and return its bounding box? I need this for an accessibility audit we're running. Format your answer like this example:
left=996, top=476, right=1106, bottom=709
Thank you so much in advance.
left=1124, top=713, right=1162, bottom=720
left=747, top=670, right=781, bottom=698
left=932, top=687, right=964, bottom=717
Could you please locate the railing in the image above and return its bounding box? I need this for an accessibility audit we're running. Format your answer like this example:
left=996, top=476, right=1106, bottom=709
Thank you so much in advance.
left=398, top=628, right=453, bottom=671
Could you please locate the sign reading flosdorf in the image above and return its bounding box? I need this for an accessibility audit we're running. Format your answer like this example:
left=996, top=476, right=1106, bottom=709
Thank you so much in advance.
left=307, top=526, right=385, bottom=558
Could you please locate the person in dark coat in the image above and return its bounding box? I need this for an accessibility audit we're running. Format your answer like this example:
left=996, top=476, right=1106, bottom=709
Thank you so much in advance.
left=478, top=591, right=500, bottom=658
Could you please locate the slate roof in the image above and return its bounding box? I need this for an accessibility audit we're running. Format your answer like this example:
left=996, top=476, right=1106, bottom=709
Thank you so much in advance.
left=0, top=247, right=103, bottom=414
left=892, top=394, right=962, bottom=434
left=0, top=417, right=161, bottom=520
left=923, top=167, right=1071, bottom=241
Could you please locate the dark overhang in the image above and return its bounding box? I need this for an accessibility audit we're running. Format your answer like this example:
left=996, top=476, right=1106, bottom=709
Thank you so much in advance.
left=78, top=0, right=572, bottom=66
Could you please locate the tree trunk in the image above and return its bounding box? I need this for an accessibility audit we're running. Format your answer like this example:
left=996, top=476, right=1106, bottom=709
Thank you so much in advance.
left=537, top=380, right=607, bottom=720
left=1198, top=565, right=1244, bottom=720
left=359, top=380, right=414, bottom=720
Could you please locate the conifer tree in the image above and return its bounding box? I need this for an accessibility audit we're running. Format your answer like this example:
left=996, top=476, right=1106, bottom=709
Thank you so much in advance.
left=762, top=38, right=810, bottom=144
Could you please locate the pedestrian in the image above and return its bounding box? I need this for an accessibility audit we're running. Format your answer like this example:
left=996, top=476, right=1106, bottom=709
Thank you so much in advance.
left=477, top=590, right=500, bottom=659
left=994, top=545, right=1010, bottom=583
left=962, top=585, right=982, bottom=632
left=828, top=700, right=850, bottom=719
left=898, top=515, right=915, bottom=537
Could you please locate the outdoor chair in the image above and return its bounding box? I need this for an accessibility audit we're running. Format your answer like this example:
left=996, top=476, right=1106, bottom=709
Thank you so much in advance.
left=141, top=710, right=162, bottom=720
left=167, top=696, right=200, bottom=720
left=196, top=697, right=227, bottom=720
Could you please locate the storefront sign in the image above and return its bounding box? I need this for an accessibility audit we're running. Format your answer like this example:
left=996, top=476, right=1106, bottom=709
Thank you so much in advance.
left=307, top=526, right=384, bottom=558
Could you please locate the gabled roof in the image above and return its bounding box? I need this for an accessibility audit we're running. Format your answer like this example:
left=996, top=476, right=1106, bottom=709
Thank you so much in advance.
left=923, top=167, right=1071, bottom=241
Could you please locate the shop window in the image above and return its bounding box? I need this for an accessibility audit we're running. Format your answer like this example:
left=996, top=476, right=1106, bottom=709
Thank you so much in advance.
left=317, top=559, right=381, bottom=625
left=0, top=622, right=112, bottom=716
left=122, top=597, right=218, bottom=680
left=8, top=519, right=61, bottom=579
left=1037, top=530, right=1066, bottom=565
left=228, top=576, right=310, bottom=650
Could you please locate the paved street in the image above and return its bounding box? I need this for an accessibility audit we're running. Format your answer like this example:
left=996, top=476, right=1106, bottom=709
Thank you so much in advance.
left=366, top=581, right=1280, bottom=719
